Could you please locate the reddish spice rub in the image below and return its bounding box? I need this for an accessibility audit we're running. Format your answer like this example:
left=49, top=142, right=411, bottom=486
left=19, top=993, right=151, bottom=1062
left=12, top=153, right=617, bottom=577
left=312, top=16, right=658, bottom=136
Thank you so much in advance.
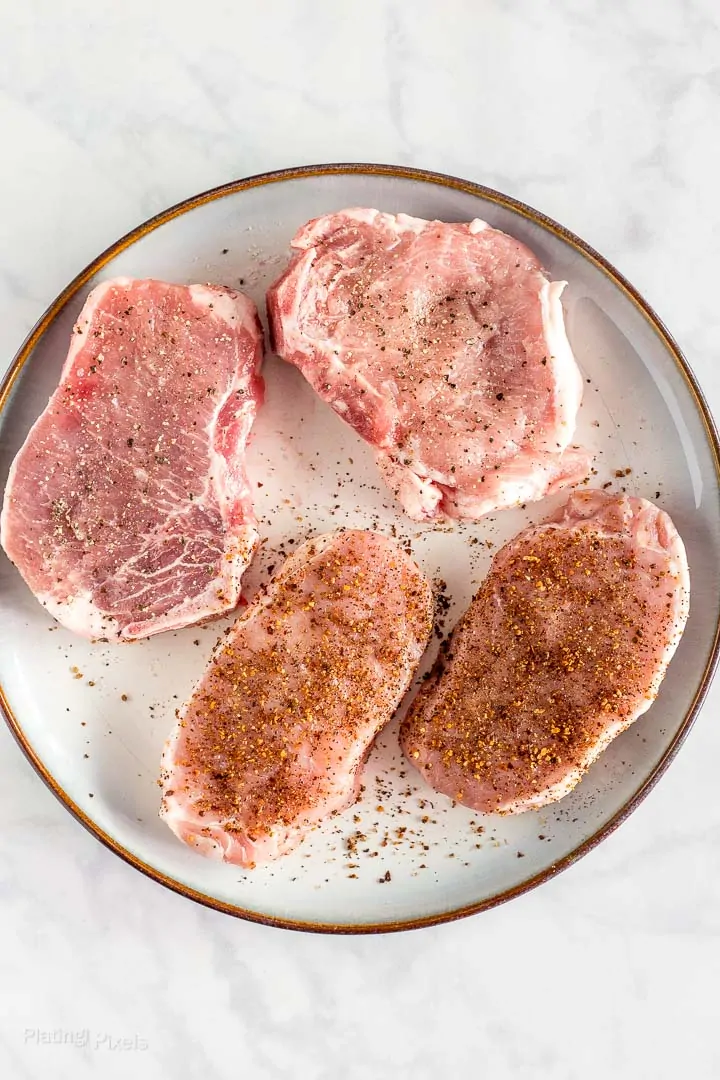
left=402, top=490, right=690, bottom=813
left=160, top=530, right=433, bottom=866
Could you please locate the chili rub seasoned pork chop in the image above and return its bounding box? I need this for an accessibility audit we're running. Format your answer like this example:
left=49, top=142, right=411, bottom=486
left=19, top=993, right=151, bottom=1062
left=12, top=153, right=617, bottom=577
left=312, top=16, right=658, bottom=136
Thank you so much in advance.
left=268, top=208, right=590, bottom=522
left=1, top=278, right=264, bottom=641
left=402, top=490, right=690, bottom=813
left=160, top=529, right=433, bottom=866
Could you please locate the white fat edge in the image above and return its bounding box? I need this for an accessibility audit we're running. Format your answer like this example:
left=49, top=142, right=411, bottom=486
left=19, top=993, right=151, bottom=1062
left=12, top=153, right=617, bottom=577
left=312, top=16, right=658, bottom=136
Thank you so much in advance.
left=62, top=278, right=134, bottom=380
left=326, top=352, right=378, bottom=388
left=188, top=283, right=257, bottom=330
left=277, top=251, right=353, bottom=362
left=199, top=285, right=263, bottom=523
left=206, top=396, right=258, bottom=525
left=444, top=445, right=594, bottom=521
left=272, top=248, right=322, bottom=359
left=297, top=208, right=453, bottom=251
left=35, top=588, right=121, bottom=641
left=634, top=498, right=691, bottom=593
left=384, top=211, right=489, bottom=236
left=157, top=800, right=259, bottom=864
left=573, top=494, right=691, bottom=622
left=375, top=432, right=453, bottom=492
left=159, top=797, right=302, bottom=865
left=393, top=436, right=449, bottom=486
left=539, top=279, right=584, bottom=453
left=370, top=209, right=491, bottom=238
left=161, top=740, right=323, bottom=863
left=567, top=494, right=691, bottom=629
left=503, top=501, right=691, bottom=814
left=376, top=453, right=443, bottom=521
left=161, top=820, right=227, bottom=862
left=502, top=701, right=644, bottom=812
left=297, top=209, right=489, bottom=254
left=387, top=211, right=432, bottom=235
left=503, top=688, right=661, bottom=814
left=503, top=664, right=678, bottom=812
left=315, top=207, right=429, bottom=238
left=299, top=207, right=382, bottom=243
left=127, top=522, right=259, bottom=642
left=644, top=512, right=691, bottom=645
left=276, top=332, right=392, bottom=442
left=442, top=466, right=564, bottom=521
left=273, top=247, right=316, bottom=324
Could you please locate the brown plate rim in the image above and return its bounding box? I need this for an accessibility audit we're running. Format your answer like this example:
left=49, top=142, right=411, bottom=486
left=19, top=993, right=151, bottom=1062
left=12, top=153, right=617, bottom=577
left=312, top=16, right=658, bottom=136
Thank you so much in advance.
left=1, top=162, right=718, bottom=934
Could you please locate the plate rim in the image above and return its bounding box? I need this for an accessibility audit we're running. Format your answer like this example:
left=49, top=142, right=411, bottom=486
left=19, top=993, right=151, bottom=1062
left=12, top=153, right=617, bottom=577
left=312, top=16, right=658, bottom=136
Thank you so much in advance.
left=1, top=161, right=719, bottom=934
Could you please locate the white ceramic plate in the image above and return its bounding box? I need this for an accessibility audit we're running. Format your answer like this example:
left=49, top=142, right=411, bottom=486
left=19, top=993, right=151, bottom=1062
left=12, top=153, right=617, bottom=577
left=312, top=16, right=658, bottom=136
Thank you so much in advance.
left=1, top=165, right=719, bottom=933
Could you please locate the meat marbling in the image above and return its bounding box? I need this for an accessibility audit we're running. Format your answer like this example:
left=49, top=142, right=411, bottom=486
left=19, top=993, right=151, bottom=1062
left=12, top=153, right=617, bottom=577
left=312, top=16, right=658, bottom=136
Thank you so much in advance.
left=401, top=490, right=690, bottom=813
left=160, top=529, right=433, bottom=866
left=268, top=208, right=590, bottom=521
left=1, top=277, right=264, bottom=641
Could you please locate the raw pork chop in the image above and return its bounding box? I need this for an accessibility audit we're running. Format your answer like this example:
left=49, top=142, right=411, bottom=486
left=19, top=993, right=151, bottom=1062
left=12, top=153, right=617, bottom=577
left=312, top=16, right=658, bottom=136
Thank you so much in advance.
left=268, top=208, right=589, bottom=521
left=402, top=490, right=689, bottom=813
left=1, top=278, right=264, bottom=641
left=160, top=530, right=433, bottom=866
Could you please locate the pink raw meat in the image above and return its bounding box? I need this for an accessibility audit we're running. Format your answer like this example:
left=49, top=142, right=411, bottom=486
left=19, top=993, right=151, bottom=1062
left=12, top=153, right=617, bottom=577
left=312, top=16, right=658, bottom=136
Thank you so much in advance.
left=1, top=277, right=264, bottom=640
left=268, top=208, right=590, bottom=521
left=160, top=529, right=433, bottom=867
left=402, top=490, right=690, bottom=813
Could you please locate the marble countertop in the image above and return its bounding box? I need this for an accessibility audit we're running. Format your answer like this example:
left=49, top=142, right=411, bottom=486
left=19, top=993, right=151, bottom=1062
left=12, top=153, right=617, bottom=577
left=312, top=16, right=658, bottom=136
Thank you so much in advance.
left=2, top=2, right=720, bottom=1077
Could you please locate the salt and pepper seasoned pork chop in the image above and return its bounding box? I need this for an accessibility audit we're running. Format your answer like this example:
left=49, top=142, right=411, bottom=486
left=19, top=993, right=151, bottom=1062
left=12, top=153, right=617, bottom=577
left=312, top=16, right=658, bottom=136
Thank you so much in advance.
left=268, top=208, right=590, bottom=522
left=1, top=278, right=264, bottom=641
left=160, top=530, right=433, bottom=867
left=402, top=490, right=690, bottom=813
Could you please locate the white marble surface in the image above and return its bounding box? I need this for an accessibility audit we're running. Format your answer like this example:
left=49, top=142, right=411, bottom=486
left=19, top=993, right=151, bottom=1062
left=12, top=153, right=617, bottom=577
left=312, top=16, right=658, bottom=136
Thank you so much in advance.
left=2, top=1, right=720, bottom=1077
